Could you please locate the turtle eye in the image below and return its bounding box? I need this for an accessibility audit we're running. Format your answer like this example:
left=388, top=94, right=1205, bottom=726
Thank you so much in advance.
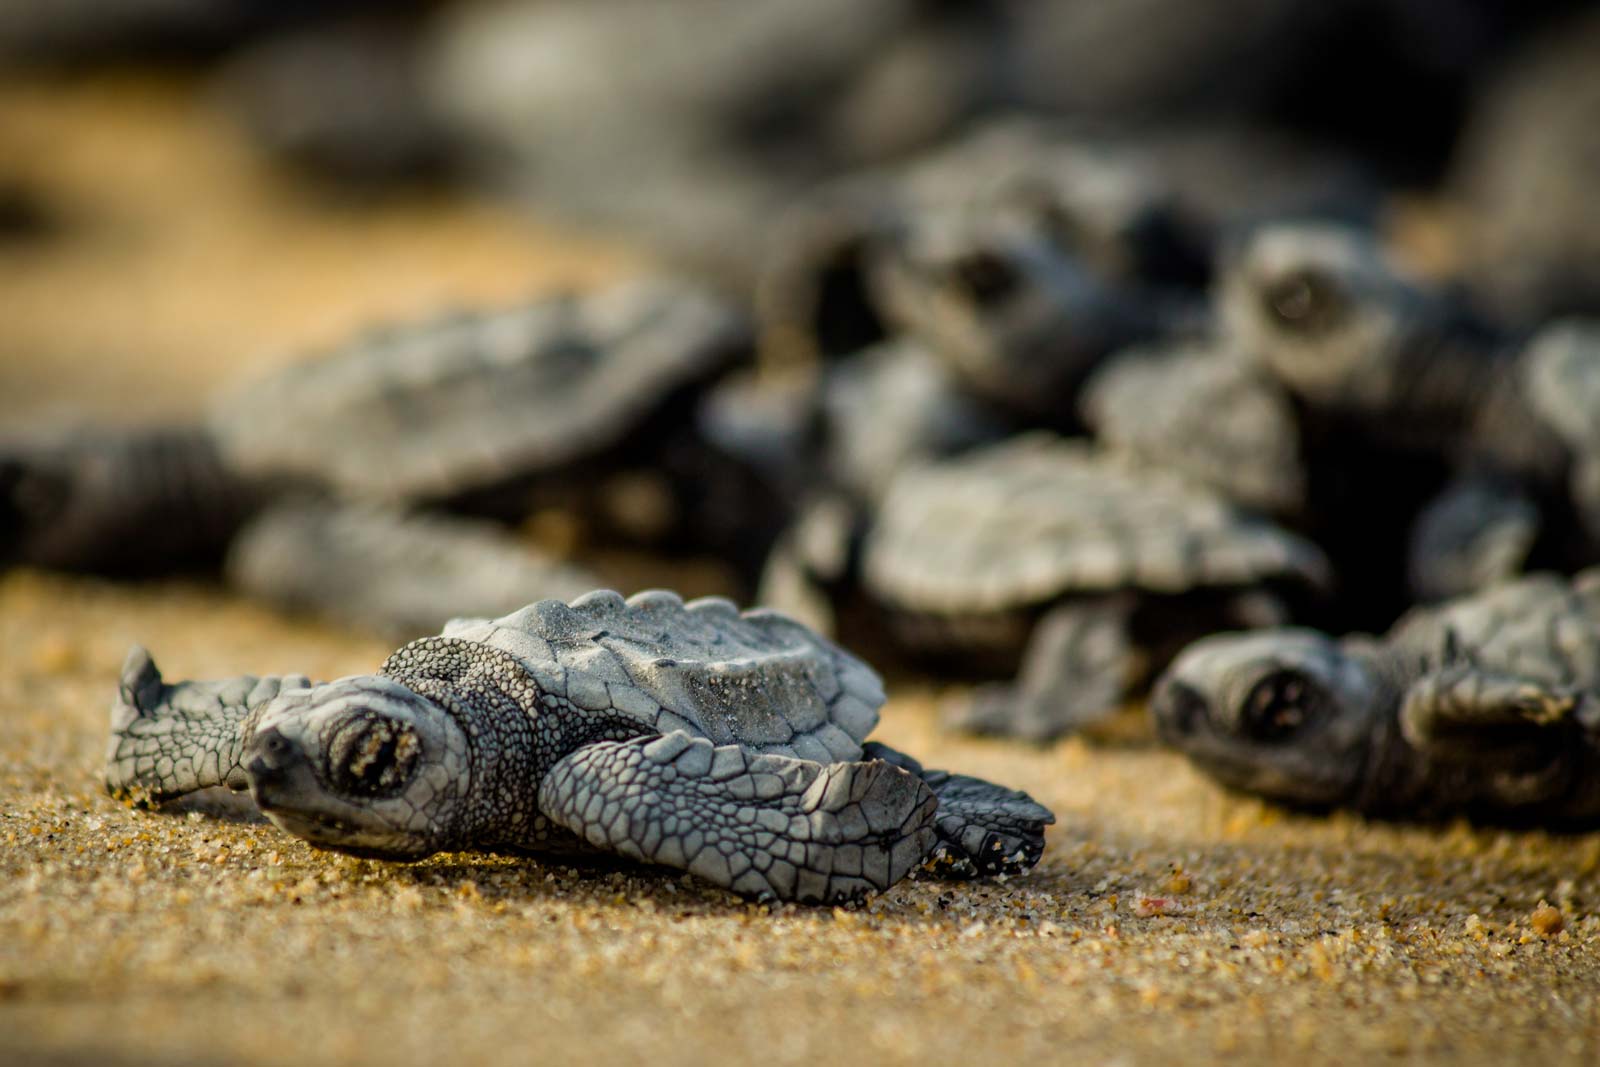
left=327, top=713, right=421, bottom=797
left=1261, top=267, right=1346, bottom=335
left=1241, top=669, right=1320, bottom=743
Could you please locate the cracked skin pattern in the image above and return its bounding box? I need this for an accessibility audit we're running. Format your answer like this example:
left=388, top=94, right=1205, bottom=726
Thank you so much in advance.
left=105, top=588, right=1053, bottom=904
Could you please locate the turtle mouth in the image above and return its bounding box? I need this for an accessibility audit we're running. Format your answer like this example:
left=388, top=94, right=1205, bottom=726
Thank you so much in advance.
left=259, top=806, right=357, bottom=837
left=258, top=805, right=426, bottom=859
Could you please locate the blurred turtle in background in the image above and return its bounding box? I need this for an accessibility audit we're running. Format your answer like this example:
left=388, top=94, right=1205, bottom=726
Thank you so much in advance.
left=857, top=434, right=1329, bottom=740
left=211, top=15, right=461, bottom=189
left=1079, top=339, right=1308, bottom=519
left=1153, top=567, right=1600, bottom=826
left=415, top=0, right=998, bottom=280
left=748, top=337, right=1017, bottom=641
left=1220, top=221, right=1599, bottom=612
left=756, top=121, right=1214, bottom=424
left=1, top=279, right=782, bottom=638
left=1450, top=6, right=1600, bottom=324
left=407, top=1, right=1402, bottom=283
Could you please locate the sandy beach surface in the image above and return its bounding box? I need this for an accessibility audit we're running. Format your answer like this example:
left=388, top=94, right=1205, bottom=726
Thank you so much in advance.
left=1, top=72, right=1597, bottom=1067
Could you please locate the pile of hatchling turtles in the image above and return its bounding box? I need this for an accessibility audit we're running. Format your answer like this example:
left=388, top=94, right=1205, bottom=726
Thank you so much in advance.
left=5, top=0, right=1600, bottom=903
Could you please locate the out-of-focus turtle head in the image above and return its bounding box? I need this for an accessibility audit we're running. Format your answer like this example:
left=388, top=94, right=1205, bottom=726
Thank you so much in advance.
left=1221, top=222, right=1431, bottom=410
left=1152, top=628, right=1391, bottom=809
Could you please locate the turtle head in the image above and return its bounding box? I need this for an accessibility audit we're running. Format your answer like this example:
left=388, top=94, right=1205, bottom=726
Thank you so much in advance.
left=1221, top=223, right=1428, bottom=410
left=243, top=676, right=472, bottom=860
left=1151, top=628, right=1391, bottom=810
left=878, top=211, right=1134, bottom=400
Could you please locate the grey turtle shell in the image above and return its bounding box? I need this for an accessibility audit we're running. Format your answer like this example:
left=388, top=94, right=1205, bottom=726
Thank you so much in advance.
left=1081, top=342, right=1305, bottom=516
left=210, top=278, right=748, bottom=504
left=862, top=434, right=1329, bottom=615
left=438, top=589, right=885, bottom=763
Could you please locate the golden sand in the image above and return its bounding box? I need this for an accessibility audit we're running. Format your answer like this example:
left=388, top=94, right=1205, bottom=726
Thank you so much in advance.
left=0, top=70, right=1596, bottom=1067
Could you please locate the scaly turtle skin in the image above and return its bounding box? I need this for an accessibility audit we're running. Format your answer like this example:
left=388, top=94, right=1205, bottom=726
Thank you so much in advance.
left=106, top=589, right=1054, bottom=904
left=1152, top=568, right=1600, bottom=825
left=860, top=434, right=1329, bottom=740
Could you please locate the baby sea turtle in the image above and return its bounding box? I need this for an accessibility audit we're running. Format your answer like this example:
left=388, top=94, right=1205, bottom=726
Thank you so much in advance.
left=4, top=279, right=761, bottom=635
left=1219, top=221, right=1590, bottom=608
left=1219, top=221, right=1578, bottom=486
left=1218, top=221, right=1502, bottom=438
left=859, top=434, right=1329, bottom=740
left=1152, top=568, right=1600, bottom=825
left=105, top=589, right=1054, bottom=903
left=210, top=276, right=748, bottom=510
left=756, top=120, right=1208, bottom=419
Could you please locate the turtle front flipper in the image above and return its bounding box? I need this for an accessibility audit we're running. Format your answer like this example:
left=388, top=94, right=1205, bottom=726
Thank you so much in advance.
left=1399, top=664, right=1592, bottom=767
left=536, top=732, right=938, bottom=904
left=861, top=742, right=1054, bottom=878
left=106, top=646, right=310, bottom=806
left=1406, top=477, right=1540, bottom=603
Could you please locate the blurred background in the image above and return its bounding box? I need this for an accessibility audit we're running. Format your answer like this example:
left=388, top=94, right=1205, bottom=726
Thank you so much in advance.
left=2, top=0, right=1599, bottom=697
left=2, top=0, right=1595, bottom=413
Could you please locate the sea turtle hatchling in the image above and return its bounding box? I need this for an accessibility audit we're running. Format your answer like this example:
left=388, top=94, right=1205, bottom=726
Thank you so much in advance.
left=860, top=434, right=1330, bottom=740
left=3, top=278, right=766, bottom=635
left=105, top=589, right=1054, bottom=904
left=755, top=120, right=1209, bottom=414
left=1152, top=568, right=1600, bottom=824
left=1218, top=221, right=1595, bottom=608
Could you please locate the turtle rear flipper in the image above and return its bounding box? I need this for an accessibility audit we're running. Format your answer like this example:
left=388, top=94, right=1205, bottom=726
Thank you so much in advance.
left=861, top=741, right=1054, bottom=878
left=106, top=646, right=310, bottom=807
left=537, top=732, right=938, bottom=904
